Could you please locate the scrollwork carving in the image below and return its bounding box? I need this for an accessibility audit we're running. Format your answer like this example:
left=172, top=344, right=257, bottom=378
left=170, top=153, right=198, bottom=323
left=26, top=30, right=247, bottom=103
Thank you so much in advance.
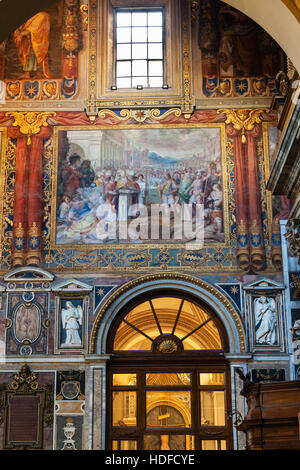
left=218, top=109, right=266, bottom=143
left=6, top=112, right=55, bottom=145
left=285, top=219, right=300, bottom=261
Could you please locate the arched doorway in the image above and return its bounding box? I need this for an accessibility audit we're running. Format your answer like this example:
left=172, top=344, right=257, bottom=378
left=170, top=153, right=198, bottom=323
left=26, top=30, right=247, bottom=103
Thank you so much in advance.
left=106, top=292, right=233, bottom=450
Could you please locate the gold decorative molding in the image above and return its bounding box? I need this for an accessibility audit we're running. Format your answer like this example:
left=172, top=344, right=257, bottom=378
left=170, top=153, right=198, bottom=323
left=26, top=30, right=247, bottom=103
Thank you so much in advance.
left=28, top=222, right=40, bottom=238
left=217, top=109, right=266, bottom=143
left=6, top=112, right=56, bottom=145
left=98, top=109, right=131, bottom=122
left=98, top=108, right=182, bottom=123
left=14, top=222, right=25, bottom=238
left=191, top=0, right=200, bottom=23
left=10, top=365, right=39, bottom=391
left=80, top=3, right=89, bottom=31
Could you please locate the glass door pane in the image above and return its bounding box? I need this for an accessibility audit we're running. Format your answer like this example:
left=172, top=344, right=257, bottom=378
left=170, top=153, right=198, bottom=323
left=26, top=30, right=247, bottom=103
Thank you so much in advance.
left=113, top=373, right=137, bottom=386
left=113, top=440, right=137, bottom=450
left=202, top=440, right=226, bottom=450
left=199, top=373, right=224, bottom=385
left=146, top=391, right=191, bottom=428
left=144, top=435, right=195, bottom=450
left=146, top=373, right=191, bottom=385
left=200, top=391, right=225, bottom=426
left=113, top=391, right=137, bottom=426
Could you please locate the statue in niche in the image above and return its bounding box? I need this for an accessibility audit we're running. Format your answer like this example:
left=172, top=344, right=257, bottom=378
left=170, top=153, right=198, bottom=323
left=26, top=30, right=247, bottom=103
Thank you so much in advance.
left=61, top=300, right=83, bottom=347
left=254, top=296, right=277, bottom=345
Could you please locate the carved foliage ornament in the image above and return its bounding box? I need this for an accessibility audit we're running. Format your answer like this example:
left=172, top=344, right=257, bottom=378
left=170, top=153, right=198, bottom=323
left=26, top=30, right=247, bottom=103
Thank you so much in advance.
left=285, top=219, right=300, bottom=261
left=98, top=108, right=182, bottom=123
left=10, top=365, right=39, bottom=391
left=6, top=112, right=56, bottom=145
left=80, top=4, right=88, bottom=31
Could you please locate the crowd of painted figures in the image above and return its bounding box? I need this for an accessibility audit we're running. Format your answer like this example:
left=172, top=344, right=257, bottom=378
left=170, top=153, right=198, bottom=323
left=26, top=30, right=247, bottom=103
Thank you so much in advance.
left=56, top=153, right=224, bottom=244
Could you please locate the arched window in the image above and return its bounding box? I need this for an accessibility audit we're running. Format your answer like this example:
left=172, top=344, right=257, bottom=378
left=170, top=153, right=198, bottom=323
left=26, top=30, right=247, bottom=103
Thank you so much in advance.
left=107, top=294, right=233, bottom=450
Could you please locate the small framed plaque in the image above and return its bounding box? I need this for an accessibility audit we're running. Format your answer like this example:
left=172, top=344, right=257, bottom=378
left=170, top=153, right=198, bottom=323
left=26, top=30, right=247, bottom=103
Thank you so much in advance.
left=1, top=365, right=53, bottom=450
left=6, top=393, right=44, bottom=448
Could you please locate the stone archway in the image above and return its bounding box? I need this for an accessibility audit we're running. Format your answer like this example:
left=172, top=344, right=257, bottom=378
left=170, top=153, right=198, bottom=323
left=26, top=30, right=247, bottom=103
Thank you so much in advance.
left=90, top=273, right=247, bottom=355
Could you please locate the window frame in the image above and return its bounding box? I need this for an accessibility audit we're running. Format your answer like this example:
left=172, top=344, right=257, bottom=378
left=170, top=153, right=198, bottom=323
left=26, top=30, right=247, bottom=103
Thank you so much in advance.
left=87, top=0, right=194, bottom=115
left=113, top=6, right=166, bottom=89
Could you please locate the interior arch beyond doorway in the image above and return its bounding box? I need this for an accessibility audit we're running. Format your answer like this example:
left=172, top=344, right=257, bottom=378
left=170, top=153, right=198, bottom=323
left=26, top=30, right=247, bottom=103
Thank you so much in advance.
left=90, top=273, right=247, bottom=355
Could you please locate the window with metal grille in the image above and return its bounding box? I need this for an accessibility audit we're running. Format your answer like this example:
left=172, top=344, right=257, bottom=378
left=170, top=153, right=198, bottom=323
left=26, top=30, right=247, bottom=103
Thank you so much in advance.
left=114, top=8, right=164, bottom=89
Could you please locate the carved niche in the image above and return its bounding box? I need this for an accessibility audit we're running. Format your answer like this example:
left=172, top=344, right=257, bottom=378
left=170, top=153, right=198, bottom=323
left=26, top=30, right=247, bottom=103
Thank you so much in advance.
left=243, top=278, right=286, bottom=353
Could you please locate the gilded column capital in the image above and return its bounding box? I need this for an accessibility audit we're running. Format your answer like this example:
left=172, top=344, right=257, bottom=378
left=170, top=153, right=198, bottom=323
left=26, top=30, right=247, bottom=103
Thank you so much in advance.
left=217, top=109, right=267, bottom=143
left=6, top=112, right=56, bottom=145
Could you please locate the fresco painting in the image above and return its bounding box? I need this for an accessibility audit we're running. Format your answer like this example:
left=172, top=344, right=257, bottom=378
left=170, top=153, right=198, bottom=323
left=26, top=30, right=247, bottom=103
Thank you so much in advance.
left=55, top=127, right=224, bottom=245
left=1, top=3, right=64, bottom=80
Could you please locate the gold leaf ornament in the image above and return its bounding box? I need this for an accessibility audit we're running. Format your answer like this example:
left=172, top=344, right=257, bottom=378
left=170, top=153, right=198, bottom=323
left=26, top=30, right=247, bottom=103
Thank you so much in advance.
left=217, top=109, right=266, bottom=143
left=6, top=112, right=56, bottom=145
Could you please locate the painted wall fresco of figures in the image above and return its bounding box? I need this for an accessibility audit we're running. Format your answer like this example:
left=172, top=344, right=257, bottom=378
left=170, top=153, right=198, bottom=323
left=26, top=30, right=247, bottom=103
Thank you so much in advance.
left=194, top=0, right=284, bottom=98
left=53, top=126, right=226, bottom=246
left=0, top=112, right=282, bottom=273
left=0, top=0, right=286, bottom=103
left=1, top=4, right=64, bottom=81
left=0, top=0, right=82, bottom=101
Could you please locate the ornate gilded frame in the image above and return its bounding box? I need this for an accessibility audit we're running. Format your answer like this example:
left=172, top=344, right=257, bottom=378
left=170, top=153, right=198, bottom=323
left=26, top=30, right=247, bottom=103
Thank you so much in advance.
left=1, top=366, right=53, bottom=450
left=50, top=122, right=229, bottom=251
left=0, top=128, right=7, bottom=264
left=86, top=0, right=194, bottom=116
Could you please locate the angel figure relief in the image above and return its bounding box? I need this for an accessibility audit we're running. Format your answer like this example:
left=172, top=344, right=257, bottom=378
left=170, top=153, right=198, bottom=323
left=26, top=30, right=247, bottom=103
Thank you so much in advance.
left=254, top=296, right=278, bottom=345
left=61, top=300, right=83, bottom=347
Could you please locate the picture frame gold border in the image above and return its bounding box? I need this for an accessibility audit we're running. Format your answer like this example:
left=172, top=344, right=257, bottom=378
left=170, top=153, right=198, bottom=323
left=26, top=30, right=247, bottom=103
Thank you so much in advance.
left=50, top=122, right=229, bottom=251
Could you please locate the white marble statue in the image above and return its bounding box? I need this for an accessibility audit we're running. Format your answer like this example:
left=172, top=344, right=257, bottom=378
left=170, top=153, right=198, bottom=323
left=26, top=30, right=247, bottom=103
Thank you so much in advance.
left=61, top=301, right=83, bottom=346
left=254, top=296, right=277, bottom=345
